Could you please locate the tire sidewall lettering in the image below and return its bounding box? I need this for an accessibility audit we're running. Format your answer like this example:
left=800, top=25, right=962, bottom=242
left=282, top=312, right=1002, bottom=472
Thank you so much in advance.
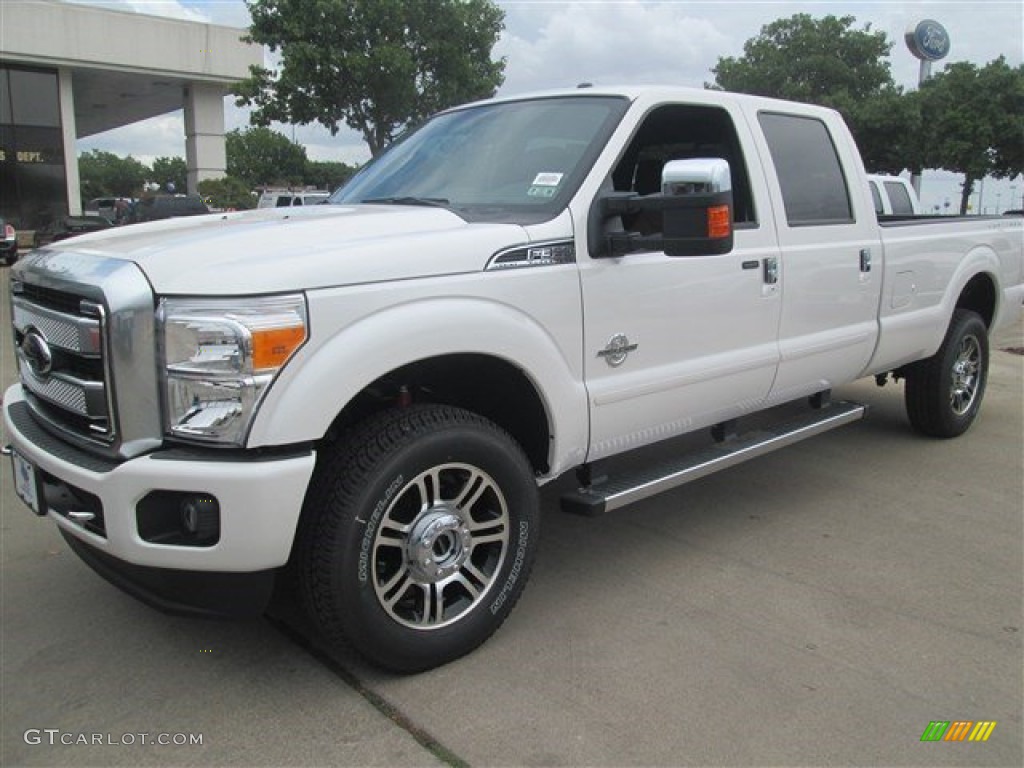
left=357, top=473, right=404, bottom=584
left=490, top=519, right=530, bottom=615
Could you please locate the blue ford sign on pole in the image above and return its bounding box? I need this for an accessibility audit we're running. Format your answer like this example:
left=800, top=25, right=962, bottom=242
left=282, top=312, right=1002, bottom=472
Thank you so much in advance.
left=905, top=19, right=951, bottom=196
left=906, top=19, right=951, bottom=63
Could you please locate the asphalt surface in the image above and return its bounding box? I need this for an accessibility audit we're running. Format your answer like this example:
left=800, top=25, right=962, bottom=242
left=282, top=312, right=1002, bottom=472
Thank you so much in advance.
left=2, top=264, right=1021, bottom=767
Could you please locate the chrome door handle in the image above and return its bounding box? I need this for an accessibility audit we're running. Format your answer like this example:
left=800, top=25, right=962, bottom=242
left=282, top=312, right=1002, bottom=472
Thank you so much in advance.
left=860, top=248, right=872, bottom=273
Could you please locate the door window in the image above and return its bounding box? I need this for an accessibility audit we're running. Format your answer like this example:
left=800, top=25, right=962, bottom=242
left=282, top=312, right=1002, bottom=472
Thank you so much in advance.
left=758, top=112, right=853, bottom=226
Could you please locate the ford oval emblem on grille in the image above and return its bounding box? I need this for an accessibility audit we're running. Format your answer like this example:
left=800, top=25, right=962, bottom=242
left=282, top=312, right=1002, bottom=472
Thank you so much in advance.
left=21, top=327, right=53, bottom=377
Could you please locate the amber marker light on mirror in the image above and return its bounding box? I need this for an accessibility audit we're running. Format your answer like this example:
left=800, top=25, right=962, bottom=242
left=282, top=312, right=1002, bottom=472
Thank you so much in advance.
left=708, top=205, right=732, bottom=239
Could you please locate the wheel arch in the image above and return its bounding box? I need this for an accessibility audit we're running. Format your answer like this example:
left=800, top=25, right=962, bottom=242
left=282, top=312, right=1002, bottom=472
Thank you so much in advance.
left=954, top=271, right=997, bottom=328
left=323, top=353, right=553, bottom=474
left=247, top=296, right=589, bottom=479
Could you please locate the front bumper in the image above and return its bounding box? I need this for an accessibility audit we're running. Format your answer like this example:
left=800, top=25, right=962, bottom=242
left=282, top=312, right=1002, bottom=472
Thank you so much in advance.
left=4, top=384, right=316, bottom=613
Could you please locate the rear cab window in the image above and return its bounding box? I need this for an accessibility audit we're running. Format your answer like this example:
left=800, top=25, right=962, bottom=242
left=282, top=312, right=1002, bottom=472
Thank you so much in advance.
left=757, top=112, right=853, bottom=226
left=884, top=181, right=915, bottom=215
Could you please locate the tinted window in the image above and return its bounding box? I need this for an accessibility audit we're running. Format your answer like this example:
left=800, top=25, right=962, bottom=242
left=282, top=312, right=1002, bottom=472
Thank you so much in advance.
left=611, top=103, right=757, bottom=228
left=758, top=113, right=853, bottom=226
left=869, top=181, right=883, bottom=214
left=884, top=181, right=914, bottom=215
left=9, top=69, right=60, bottom=127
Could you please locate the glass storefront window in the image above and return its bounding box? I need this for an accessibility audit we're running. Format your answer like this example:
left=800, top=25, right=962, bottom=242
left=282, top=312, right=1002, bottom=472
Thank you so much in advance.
left=0, top=66, right=68, bottom=230
left=9, top=68, right=60, bottom=127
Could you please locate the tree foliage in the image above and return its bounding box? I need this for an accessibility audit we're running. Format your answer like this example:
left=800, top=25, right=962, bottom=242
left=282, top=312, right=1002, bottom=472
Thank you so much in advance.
left=77, top=150, right=150, bottom=199
left=711, top=14, right=893, bottom=111
left=198, top=176, right=256, bottom=210
left=710, top=14, right=910, bottom=174
left=151, top=156, right=188, bottom=192
left=237, top=0, right=506, bottom=156
left=304, top=159, right=359, bottom=191
left=225, top=126, right=308, bottom=187
left=917, top=57, right=1024, bottom=213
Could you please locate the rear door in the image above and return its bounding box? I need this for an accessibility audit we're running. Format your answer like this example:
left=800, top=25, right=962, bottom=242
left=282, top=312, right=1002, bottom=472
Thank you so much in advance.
left=747, top=109, right=883, bottom=403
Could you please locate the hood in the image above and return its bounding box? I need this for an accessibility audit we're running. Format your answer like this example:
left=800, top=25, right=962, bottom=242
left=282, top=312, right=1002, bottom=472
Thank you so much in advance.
left=47, top=205, right=530, bottom=294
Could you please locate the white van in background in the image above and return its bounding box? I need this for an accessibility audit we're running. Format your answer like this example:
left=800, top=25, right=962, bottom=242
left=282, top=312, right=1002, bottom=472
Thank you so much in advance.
left=257, top=190, right=330, bottom=209
left=867, top=174, right=922, bottom=216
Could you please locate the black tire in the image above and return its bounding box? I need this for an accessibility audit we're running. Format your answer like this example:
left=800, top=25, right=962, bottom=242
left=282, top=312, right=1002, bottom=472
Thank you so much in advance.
left=904, top=309, right=989, bottom=438
left=297, top=404, right=539, bottom=672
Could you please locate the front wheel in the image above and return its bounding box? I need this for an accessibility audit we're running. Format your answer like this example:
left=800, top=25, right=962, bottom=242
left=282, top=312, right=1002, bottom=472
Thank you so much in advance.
left=297, top=405, right=539, bottom=672
left=904, top=309, right=989, bottom=438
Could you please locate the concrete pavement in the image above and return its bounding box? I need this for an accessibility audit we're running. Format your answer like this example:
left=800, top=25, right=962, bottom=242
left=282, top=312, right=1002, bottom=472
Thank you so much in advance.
left=2, top=262, right=1021, bottom=766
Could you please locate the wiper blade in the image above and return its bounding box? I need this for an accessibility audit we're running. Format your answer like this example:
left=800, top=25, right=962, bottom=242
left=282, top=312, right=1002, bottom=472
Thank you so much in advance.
left=362, top=196, right=451, bottom=209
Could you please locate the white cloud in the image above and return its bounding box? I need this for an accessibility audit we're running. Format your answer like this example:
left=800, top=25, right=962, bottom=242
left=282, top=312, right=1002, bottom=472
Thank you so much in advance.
left=496, top=1, right=732, bottom=94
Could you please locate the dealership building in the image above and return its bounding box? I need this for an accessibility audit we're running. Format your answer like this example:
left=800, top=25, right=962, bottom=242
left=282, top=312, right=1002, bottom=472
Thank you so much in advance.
left=0, top=0, right=261, bottom=230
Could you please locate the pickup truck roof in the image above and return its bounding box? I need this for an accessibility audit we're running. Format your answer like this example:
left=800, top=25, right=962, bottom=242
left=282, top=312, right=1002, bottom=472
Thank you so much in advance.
left=454, top=84, right=845, bottom=119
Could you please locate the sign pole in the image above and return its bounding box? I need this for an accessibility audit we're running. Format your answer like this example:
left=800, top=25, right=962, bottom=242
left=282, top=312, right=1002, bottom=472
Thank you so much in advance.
left=905, top=20, right=950, bottom=199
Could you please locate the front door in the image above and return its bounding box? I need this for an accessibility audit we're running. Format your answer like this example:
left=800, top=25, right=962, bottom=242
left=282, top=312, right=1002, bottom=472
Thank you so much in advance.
left=577, top=101, right=783, bottom=462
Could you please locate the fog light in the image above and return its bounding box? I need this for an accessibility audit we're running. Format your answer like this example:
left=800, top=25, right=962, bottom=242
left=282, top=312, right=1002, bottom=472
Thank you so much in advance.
left=181, top=495, right=220, bottom=541
left=137, top=491, right=220, bottom=547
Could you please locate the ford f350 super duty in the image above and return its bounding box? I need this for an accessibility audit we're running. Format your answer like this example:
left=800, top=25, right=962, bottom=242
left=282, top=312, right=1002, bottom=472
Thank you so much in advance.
left=5, top=86, right=1023, bottom=672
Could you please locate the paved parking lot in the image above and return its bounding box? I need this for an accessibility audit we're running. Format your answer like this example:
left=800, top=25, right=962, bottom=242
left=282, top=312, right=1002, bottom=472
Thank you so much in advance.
left=2, top=266, right=1021, bottom=767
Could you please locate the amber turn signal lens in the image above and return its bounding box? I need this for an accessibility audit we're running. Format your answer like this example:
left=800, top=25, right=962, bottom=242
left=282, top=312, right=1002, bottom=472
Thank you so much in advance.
left=707, top=205, right=731, bottom=239
left=252, top=326, right=306, bottom=371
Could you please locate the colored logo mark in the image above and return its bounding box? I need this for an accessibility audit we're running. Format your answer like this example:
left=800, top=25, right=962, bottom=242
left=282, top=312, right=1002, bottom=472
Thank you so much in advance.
left=920, top=721, right=996, bottom=742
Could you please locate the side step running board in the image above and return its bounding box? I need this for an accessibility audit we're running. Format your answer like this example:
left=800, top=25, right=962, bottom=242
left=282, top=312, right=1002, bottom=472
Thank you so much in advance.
left=561, top=401, right=866, bottom=516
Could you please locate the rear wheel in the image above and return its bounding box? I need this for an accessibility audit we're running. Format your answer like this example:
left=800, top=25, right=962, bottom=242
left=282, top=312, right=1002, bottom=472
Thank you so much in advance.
left=297, top=404, right=539, bottom=672
left=904, top=309, right=989, bottom=438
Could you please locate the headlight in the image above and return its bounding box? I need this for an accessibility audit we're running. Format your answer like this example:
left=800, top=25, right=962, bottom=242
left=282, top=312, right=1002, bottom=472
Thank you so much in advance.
left=158, top=294, right=307, bottom=445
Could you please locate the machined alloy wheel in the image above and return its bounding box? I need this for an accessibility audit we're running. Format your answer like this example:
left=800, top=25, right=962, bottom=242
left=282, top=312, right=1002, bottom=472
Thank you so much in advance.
left=949, top=334, right=982, bottom=416
left=371, top=463, right=510, bottom=630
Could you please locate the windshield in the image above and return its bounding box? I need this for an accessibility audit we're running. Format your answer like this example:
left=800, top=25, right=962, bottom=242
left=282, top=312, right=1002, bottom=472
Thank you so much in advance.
left=331, top=95, right=628, bottom=224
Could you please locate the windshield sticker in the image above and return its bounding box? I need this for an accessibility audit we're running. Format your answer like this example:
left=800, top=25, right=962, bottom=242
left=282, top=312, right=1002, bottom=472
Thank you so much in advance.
left=532, top=172, right=564, bottom=187
left=527, top=186, right=557, bottom=198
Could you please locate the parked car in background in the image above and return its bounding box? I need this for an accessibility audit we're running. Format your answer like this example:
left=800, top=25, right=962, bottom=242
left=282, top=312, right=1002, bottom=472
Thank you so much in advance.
left=1, top=217, right=17, bottom=265
left=128, top=194, right=210, bottom=223
left=85, top=197, right=132, bottom=223
left=867, top=174, right=922, bottom=216
left=33, top=215, right=113, bottom=248
left=257, top=190, right=330, bottom=208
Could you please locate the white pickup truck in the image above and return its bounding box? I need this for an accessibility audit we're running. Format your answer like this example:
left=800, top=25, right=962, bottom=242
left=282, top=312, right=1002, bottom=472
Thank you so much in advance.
left=5, top=86, right=1022, bottom=672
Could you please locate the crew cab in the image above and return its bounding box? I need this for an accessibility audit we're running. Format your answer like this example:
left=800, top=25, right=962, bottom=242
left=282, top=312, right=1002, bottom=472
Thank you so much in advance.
left=5, top=86, right=1022, bottom=672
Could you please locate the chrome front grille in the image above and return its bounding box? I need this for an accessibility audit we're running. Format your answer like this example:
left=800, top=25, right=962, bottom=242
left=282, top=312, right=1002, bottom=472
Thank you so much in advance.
left=9, top=250, right=163, bottom=460
left=13, top=291, right=113, bottom=441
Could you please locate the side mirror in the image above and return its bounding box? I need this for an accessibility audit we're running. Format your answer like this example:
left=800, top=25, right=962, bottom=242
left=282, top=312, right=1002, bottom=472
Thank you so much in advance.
left=590, top=158, right=734, bottom=258
left=659, top=158, right=733, bottom=256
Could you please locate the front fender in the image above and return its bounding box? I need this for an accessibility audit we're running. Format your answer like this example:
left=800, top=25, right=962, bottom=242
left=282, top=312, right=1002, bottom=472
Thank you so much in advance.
left=247, top=278, right=589, bottom=479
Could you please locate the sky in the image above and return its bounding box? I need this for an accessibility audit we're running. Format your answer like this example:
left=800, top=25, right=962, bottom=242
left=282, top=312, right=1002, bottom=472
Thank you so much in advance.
left=68, top=0, right=1024, bottom=213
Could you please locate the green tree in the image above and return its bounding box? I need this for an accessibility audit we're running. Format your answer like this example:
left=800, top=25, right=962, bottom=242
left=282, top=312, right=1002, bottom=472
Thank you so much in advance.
left=78, top=150, right=149, bottom=199
left=198, top=176, right=256, bottom=210
left=709, top=14, right=912, bottom=173
left=918, top=57, right=1024, bottom=213
left=225, top=126, right=307, bottom=187
left=151, top=156, right=187, bottom=193
left=237, top=0, right=506, bottom=157
left=304, top=159, right=359, bottom=191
